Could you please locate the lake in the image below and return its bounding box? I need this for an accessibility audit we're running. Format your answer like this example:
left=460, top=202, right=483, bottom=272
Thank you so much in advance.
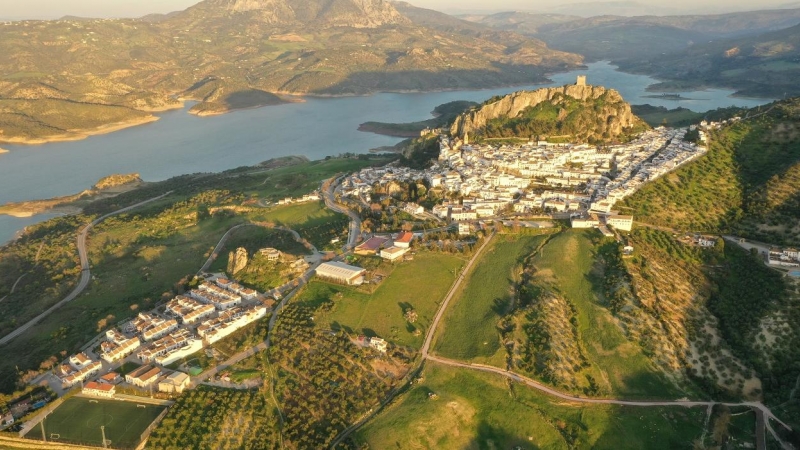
left=0, top=61, right=775, bottom=244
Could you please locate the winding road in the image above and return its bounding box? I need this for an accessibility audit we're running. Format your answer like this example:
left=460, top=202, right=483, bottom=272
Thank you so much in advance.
left=0, top=191, right=173, bottom=347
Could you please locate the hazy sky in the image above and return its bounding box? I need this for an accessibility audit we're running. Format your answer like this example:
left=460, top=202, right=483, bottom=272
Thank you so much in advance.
left=0, top=0, right=792, bottom=20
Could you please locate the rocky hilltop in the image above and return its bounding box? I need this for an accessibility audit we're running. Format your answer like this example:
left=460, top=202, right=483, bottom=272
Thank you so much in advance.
left=194, top=0, right=408, bottom=27
left=451, top=82, right=643, bottom=143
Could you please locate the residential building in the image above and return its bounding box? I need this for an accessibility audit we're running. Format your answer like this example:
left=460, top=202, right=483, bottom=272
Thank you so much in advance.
left=571, top=216, right=600, bottom=229
left=380, top=246, right=409, bottom=262
left=458, top=222, right=472, bottom=236
left=158, top=371, right=191, bottom=394
left=82, top=381, right=115, bottom=398
left=69, top=353, right=92, bottom=370
left=100, top=337, right=141, bottom=363
left=125, top=365, right=162, bottom=389
left=394, top=231, right=414, bottom=248
left=198, top=304, right=268, bottom=345
left=606, top=215, right=634, bottom=232
left=259, top=248, right=282, bottom=261
left=142, top=319, right=179, bottom=342
left=61, top=361, right=102, bottom=388
left=315, top=262, right=367, bottom=286
left=99, top=372, right=122, bottom=385
left=369, top=337, right=388, bottom=353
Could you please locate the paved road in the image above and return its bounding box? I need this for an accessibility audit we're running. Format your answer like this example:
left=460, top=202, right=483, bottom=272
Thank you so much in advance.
left=322, top=176, right=361, bottom=250
left=0, top=191, right=173, bottom=347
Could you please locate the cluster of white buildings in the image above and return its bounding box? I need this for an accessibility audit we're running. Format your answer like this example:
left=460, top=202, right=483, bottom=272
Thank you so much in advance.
left=354, top=231, right=415, bottom=262
left=590, top=128, right=707, bottom=213
left=769, top=247, right=800, bottom=267
left=57, top=353, right=103, bottom=388
left=276, top=191, right=321, bottom=206
left=196, top=303, right=268, bottom=344
left=340, top=127, right=708, bottom=222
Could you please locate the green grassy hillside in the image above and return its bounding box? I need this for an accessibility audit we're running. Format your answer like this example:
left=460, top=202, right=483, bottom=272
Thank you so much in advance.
left=619, top=99, right=800, bottom=246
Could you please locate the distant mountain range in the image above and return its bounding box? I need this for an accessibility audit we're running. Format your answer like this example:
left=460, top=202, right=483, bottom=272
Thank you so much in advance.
left=0, top=0, right=582, bottom=143
left=465, top=8, right=800, bottom=97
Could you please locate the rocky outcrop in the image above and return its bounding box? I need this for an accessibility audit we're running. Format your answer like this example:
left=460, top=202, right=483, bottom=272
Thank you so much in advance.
left=228, top=247, right=249, bottom=275
left=450, top=84, right=641, bottom=142
left=201, top=0, right=408, bottom=28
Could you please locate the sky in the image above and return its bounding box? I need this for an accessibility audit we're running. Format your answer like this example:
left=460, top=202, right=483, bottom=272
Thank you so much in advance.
left=0, top=0, right=794, bottom=20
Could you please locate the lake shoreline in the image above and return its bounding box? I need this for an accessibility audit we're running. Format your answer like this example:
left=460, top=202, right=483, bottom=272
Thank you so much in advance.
left=0, top=115, right=160, bottom=146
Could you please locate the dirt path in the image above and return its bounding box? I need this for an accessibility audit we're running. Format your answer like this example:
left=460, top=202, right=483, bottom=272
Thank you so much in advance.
left=0, top=191, right=173, bottom=347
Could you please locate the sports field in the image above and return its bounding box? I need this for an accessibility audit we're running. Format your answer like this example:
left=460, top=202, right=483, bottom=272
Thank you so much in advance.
left=25, top=397, right=167, bottom=449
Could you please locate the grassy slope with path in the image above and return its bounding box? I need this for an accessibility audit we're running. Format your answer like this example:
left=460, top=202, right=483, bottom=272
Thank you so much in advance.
left=356, top=363, right=708, bottom=449
left=531, top=230, right=682, bottom=398
left=433, top=234, right=548, bottom=365
left=296, top=252, right=465, bottom=349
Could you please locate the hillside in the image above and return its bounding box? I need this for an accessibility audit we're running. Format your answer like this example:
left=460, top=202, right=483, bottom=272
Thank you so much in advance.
left=619, top=98, right=800, bottom=246
left=467, top=8, right=800, bottom=66
left=450, top=83, right=646, bottom=144
left=0, top=0, right=582, bottom=143
left=618, top=23, right=800, bottom=98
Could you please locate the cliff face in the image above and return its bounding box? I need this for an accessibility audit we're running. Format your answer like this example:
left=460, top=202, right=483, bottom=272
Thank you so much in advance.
left=450, top=84, right=641, bottom=142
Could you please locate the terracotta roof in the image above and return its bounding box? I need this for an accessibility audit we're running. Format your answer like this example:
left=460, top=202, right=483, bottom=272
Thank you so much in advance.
left=84, top=381, right=114, bottom=392
left=395, top=232, right=413, bottom=243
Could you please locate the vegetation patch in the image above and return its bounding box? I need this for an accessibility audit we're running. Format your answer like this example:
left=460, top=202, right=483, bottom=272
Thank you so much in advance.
left=434, top=234, right=549, bottom=365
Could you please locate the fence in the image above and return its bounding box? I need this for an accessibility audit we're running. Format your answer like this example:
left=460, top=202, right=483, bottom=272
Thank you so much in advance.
left=135, top=406, right=170, bottom=450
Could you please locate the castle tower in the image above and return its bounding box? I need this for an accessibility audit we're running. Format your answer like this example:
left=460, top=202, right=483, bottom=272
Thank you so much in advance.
left=576, top=75, right=587, bottom=86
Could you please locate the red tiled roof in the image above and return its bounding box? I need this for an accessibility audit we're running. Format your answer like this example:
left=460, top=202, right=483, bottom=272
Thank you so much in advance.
left=84, top=381, right=114, bottom=391
left=396, top=232, right=413, bottom=243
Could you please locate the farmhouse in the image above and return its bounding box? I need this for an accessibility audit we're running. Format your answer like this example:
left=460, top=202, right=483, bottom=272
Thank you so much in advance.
left=259, top=248, right=282, bottom=261
left=369, top=337, right=388, bottom=353
left=315, top=262, right=366, bottom=286
left=82, top=381, right=115, bottom=398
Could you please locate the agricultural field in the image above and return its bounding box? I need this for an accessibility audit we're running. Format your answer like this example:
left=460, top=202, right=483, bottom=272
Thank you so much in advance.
left=355, top=363, right=714, bottom=450
left=433, top=234, right=550, bottom=365
left=148, top=386, right=279, bottom=450
left=301, top=251, right=465, bottom=348
left=25, top=397, right=166, bottom=448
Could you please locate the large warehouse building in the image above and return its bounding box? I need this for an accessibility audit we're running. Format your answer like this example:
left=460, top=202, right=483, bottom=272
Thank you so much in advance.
left=315, top=262, right=366, bottom=286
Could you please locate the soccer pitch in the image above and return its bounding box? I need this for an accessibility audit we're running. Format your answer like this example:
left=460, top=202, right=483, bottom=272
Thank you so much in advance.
left=25, top=397, right=167, bottom=449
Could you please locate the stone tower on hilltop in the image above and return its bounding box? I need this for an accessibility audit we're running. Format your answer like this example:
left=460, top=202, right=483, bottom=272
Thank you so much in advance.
left=576, top=75, right=587, bottom=86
